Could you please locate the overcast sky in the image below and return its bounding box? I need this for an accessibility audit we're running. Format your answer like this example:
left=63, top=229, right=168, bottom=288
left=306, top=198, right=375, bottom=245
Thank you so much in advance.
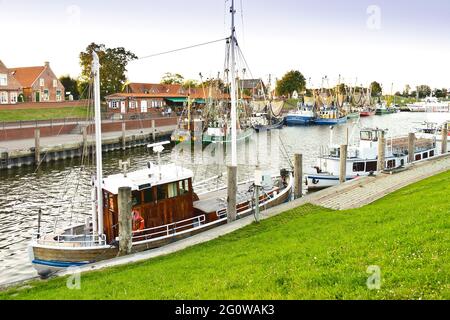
left=1, top=0, right=449, bottom=93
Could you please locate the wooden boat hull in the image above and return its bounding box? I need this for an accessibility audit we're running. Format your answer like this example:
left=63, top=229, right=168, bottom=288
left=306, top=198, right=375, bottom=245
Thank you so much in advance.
left=31, top=174, right=293, bottom=277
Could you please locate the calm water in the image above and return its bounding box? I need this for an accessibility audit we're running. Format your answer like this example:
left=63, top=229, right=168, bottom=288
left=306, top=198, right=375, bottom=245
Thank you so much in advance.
left=1, top=112, right=449, bottom=285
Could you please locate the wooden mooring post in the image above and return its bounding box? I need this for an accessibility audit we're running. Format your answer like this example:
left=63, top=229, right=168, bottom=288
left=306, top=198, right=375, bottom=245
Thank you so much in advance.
left=121, top=122, right=126, bottom=151
left=34, top=129, right=40, bottom=165
left=118, top=186, right=132, bottom=256
left=339, top=145, right=348, bottom=184
left=227, top=166, right=237, bottom=223
left=408, top=133, right=416, bottom=163
left=151, top=120, right=156, bottom=141
left=294, top=154, right=303, bottom=199
left=378, top=131, right=386, bottom=172
left=442, top=124, right=448, bottom=154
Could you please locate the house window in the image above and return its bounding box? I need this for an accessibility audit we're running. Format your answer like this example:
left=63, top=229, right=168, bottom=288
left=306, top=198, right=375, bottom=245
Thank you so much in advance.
left=352, top=162, right=365, bottom=172
left=10, top=92, right=17, bottom=104
left=109, top=101, right=120, bottom=109
left=53, top=79, right=58, bottom=88
left=39, top=78, right=44, bottom=87
left=56, top=90, right=62, bottom=102
left=129, top=100, right=137, bottom=109
left=43, top=89, right=49, bottom=101
left=0, top=74, right=7, bottom=86
left=0, top=92, right=8, bottom=104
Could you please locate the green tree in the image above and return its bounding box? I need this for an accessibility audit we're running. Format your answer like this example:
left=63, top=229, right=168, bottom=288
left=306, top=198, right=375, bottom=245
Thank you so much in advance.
left=417, top=85, right=431, bottom=98
left=182, top=79, right=200, bottom=90
left=79, top=43, right=137, bottom=99
left=59, top=75, right=80, bottom=100
left=403, top=84, right=411, bottom=97
left=370, top=81, right=382, bottom=97
left=161, top=73, right=184, bottom=85
left=275, top=70, right=306, bottom=97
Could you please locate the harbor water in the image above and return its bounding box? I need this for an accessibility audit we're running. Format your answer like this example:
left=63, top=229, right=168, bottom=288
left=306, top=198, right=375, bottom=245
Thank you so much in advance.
left=1, top=112, right=449, bottom=286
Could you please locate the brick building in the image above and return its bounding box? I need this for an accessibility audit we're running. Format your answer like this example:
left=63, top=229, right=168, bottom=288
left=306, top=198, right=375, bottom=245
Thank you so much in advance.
left=0, top=60, right=23, bottom=104
left=10, top=62, right=65, bottom=102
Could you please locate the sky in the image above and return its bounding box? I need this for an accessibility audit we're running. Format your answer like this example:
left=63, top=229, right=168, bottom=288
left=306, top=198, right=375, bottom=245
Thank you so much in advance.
left=1, top=0, right=449, bottom=93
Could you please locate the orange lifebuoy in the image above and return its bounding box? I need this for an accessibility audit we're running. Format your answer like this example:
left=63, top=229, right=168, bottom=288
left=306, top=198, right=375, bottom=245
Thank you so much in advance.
left=132, top=211, right=145, bottom=231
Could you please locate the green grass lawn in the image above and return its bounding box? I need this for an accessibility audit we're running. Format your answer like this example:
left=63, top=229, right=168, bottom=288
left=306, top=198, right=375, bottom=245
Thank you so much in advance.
left=1, top=171, right=449, bottom=300
left=0, top=106, right=89, bottom=122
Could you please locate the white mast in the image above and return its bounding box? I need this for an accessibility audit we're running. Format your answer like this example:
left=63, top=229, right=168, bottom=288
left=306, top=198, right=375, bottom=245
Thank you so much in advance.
left=92, top=52, right=104, bottom=237
left=230, top=0, right=237, bottom=166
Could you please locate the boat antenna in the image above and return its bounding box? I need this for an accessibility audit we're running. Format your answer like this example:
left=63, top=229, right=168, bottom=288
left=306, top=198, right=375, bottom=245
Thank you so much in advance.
left=92, top=51, right=104, bottom=237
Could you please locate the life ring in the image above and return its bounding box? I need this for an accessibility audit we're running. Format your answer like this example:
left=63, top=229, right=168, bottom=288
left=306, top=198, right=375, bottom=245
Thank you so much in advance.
left=132, top=211, right=145, bottom=232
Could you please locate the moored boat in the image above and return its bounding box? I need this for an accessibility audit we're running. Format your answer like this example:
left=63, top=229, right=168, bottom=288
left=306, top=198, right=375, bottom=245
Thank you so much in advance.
left=305, top=128, right=437, bottom=190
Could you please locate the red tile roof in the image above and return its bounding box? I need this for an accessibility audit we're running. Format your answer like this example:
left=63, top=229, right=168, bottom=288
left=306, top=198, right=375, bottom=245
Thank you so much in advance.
left=9, top=66, right=45, bottom=87
left=0, top=60, right=22, bottom=90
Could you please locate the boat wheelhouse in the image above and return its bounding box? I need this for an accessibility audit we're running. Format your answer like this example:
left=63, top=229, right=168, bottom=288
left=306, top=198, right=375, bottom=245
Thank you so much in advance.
left=285, top=103, right=316, bottom=126
left=306, top=128, right=437, bottom=190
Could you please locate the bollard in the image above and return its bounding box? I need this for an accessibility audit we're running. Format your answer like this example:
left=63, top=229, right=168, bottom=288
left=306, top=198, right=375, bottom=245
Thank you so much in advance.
left=118, top=187, right=133, bottom=256
left=227, top=166, right=237, bottom=223
left=339, top=145, right=348, bottom=184
left=442, top=124, right=448, bottom=154
left=34, top=129, right=40, bottom=165
left=408, top=132, right=416, bottom=163
left=294, top=154, right=303, bottom=198
left=378, top=131, right=386, bottom=172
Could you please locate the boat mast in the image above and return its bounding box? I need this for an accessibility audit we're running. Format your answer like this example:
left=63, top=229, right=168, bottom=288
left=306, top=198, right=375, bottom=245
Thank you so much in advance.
left=92, top=52, right=104, bottom=237
left=230, top=0, right=237, bottom=166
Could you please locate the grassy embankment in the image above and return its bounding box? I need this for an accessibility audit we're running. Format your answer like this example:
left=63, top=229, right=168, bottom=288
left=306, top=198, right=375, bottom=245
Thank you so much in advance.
left=1, top=170, right=449, bottom=300
left=0, top=106, right=89, bottom=122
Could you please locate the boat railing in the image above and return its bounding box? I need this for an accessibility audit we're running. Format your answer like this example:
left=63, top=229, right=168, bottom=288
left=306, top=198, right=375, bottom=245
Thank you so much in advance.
left=36, top=233, right=107, bottom=247
left=132, top=215, right=206, bottom=242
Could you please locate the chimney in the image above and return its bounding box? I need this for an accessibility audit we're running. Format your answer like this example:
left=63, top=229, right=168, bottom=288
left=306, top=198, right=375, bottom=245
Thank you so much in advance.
left=44, top=61, right=50, bottom=68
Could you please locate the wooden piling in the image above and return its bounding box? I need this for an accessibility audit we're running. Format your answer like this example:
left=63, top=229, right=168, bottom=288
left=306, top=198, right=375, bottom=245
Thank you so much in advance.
left=378, top=131, right=386, bottom=172
left=227, top=166, right=237, bottom=223
left=118, top=186, right=132, bottom=256
left=121, top=122, right=126, bottom=151
left=408, top=133, right=416, bottom=163
left=339, top=145, right=348, bottom=184
left=151, top=120, right=156, bottom=141
left=294, top=154, right=303, bottom=199
left=82, top=126, right=88, bottom=150
left=34, top=129, right=40, bottom=165
left=442, top=124, right=448, bottom=154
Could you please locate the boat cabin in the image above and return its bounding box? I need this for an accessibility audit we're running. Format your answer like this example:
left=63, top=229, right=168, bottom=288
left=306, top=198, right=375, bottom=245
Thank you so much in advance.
left=101, top=163, right=197, bottom=243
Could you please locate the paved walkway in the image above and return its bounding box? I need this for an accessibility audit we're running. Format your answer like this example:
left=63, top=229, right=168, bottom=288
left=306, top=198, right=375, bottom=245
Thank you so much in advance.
left=53, top=153, right=450, bottom=280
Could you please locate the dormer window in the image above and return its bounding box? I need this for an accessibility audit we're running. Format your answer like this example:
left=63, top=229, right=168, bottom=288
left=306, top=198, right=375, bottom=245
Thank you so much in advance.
left=0, top=74, right=7, bottom=86
left=39, top=78, right=44, bottom=87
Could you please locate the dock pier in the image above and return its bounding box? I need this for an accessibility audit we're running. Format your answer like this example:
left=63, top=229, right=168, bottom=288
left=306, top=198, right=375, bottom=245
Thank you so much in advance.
left=0, top=125, right=175, bottom=170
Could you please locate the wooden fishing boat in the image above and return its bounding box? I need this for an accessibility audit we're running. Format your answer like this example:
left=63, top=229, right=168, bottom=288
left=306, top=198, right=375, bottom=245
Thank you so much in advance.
left=30, top=2, right=292, bottom=278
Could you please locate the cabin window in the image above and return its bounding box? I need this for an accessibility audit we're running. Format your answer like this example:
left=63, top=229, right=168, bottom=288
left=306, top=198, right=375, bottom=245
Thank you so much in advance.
left=415, top=154, right=422, bottom=161
left=353, top=162, right=365, bottom=172
left=132, top=191, right=142, bottom=206
left=387, top=160, right=396, bottom=169
left=365, top=161, right=377, bottom=172
left=179, top=180, right=189, bottom=195
left=157, top=185, right=168, bottom=200
left=401, top=159, right=405, bottom=166
left=143, top=187, right=154, bottom=203
left=108, top=194, right=115, bottom=211
left=430, top=150, right=435, bottom=157
left=168, top=183, right=178, bottom=198
left=423, top=152, right=429, bottom=159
